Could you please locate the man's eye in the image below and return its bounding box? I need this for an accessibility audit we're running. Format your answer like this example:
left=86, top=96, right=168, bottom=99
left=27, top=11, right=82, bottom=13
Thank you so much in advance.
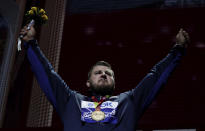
left=105, top=71, right=112, bottom=76
left=95, top=71, right=101, bottom=74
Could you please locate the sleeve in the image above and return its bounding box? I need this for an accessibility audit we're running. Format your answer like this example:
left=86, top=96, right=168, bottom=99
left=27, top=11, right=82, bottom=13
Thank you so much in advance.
left=129, top=44, right=186, bottom=114
left=24, top=39, right=73, bottom=115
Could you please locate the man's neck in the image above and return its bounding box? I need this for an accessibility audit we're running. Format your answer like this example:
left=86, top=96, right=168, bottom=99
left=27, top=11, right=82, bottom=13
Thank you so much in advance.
left=91, top=93, right=110, bottom=101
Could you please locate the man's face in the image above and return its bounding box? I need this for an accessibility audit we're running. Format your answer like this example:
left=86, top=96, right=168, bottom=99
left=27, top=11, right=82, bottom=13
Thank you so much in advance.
left=87, top=65, right=115, bottom=96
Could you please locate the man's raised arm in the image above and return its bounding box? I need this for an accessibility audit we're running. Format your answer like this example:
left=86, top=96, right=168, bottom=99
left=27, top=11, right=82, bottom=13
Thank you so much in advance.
left=20, top=25, right=74, bottom=116
left=129, top=28, right=189, bottom=117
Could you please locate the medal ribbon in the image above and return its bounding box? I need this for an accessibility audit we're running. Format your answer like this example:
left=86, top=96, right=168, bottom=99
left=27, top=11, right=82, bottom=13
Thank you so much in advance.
left=91, top=95, right=110, bottom=111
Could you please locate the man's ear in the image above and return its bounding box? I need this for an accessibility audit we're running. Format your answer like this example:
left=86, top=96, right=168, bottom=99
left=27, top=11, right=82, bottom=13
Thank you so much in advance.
left=86, top=80, right=90, bottom=87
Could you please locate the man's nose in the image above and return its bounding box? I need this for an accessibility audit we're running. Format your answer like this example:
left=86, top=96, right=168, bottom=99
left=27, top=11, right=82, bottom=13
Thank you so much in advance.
left=101, top=72, right=107, bottom=79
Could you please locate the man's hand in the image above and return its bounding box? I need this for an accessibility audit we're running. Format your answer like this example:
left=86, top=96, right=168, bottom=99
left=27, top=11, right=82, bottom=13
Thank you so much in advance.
left=176, top=28, right=190, bottom=48
left=19, top=25, right=36, bottom=42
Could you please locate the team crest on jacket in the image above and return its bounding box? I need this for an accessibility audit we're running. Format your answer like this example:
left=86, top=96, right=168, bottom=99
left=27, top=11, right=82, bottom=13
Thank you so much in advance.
left=81, top=100, right=118, bottom=124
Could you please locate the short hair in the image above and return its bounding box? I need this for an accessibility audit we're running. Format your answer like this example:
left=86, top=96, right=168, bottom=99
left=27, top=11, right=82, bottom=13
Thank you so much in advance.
left=88, top=61, right=114, bottom=79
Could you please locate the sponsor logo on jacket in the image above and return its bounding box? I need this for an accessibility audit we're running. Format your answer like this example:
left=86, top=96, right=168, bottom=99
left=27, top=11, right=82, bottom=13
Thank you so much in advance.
left=81, top=100, right=118, bottom=124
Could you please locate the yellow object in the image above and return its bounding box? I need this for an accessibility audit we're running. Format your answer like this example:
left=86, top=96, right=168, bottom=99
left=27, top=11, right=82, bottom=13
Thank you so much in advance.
left=39, top=9, right=46, bottom=15
left=94, top=102, right=98, bottom=108
left=26, top=7, right=48, bottom=25
left=28, top=10, right=34, bottom=15
left=31, top=7, right=37, bottom=13
left=42, top=15, right=48, bottom=21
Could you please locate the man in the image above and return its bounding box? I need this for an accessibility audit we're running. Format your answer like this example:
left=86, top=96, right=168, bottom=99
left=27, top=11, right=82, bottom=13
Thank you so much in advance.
left=20, top=25, right=189, bottom=131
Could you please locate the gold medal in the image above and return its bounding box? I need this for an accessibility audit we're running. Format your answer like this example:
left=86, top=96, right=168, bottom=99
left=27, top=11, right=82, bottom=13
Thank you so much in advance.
left=90, top=96, right=110, bottom=121
left=91, top=110, right=105, bottom=121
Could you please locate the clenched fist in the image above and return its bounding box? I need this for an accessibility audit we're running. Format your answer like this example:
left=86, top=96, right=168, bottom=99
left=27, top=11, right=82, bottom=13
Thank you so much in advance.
left=176, top=28, right=190, bottom=48
left=19, top=25, right=36, bottom=42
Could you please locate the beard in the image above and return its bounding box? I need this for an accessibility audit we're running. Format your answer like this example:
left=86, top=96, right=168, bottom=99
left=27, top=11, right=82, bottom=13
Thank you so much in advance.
left=89, top=80, right=115, bottom=96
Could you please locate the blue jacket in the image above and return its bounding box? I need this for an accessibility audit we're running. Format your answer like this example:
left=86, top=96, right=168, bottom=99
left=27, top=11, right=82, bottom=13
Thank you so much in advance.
left=25, top=40, right=185, bottom=131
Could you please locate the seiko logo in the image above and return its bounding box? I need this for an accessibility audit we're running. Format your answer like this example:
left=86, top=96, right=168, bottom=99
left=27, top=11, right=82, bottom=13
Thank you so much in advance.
left=88, top=103, right=94, bottom=107
left=101, top=102, right=113, bottom=108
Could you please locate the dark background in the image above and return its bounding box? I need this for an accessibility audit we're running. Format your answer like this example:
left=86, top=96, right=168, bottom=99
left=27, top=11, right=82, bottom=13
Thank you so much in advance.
left=1, top=0, right=205, bottom=130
